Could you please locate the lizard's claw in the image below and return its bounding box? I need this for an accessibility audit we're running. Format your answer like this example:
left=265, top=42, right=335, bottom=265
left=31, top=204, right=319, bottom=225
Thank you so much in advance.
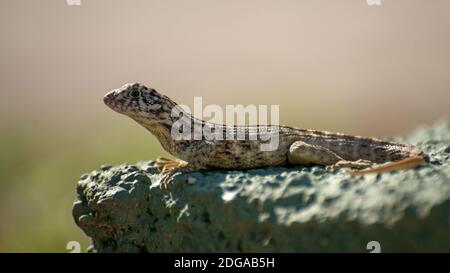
left=159, top=169, right=182, bottom=189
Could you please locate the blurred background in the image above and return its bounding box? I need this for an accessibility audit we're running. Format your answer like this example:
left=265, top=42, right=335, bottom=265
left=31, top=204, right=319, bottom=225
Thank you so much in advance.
left=0, top=0, right=449, bottom=252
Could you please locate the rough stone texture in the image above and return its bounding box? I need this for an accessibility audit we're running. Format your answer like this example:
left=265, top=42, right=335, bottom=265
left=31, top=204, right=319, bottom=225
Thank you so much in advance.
left=73, top=120, right=450, bottom=252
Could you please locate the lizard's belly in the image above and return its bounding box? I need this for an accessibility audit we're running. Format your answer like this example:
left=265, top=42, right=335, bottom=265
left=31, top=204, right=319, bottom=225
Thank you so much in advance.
left=205, top=140, right=291, bottom=169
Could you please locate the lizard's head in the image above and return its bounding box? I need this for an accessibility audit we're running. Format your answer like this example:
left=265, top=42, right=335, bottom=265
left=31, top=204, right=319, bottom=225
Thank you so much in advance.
left=104, top=83, right=175, bottom=124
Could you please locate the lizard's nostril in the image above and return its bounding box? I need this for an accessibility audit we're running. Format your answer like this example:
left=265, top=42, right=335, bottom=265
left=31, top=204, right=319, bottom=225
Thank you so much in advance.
left=103, top=91, right=116, bottom=104
left=103, top=94, right=110, bottom=104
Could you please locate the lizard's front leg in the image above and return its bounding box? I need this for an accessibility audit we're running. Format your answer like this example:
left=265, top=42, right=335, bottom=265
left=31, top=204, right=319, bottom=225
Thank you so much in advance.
left=287, top=141, right=373, bottom=171
left=158, top=140, right=215, bottom=188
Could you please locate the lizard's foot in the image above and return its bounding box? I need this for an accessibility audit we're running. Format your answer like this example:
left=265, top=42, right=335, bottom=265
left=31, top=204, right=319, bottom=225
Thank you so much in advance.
left=153, top=156, right=187, bottom=172
left=326, top=159, right=373, bottom=172
left=350, top=156, right=426, bottom=175
left=157, top=164, right=200, bottom=189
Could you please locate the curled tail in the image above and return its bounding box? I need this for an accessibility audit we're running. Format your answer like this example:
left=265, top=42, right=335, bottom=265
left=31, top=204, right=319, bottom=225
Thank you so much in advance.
left=350, top=155, right=427, bottom=175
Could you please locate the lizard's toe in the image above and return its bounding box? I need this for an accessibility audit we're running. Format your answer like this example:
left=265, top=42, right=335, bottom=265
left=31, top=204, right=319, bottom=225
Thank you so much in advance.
left=154, top=157, right=188, bottom=172
left=159, top=171, right=182, bottom=189
left=159, top=175, right=170, bottom=189
left=159, top=174, right=171, bottom=189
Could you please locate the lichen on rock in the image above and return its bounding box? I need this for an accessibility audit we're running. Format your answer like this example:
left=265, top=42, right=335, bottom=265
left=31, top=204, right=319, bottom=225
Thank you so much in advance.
left=73, top=120, right=450, bottom=252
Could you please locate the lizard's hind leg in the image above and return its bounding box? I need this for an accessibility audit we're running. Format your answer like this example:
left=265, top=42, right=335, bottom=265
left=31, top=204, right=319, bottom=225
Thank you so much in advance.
left=288, top=141, right=373, bottom=170
left=288, top=141, right=343, bottom=166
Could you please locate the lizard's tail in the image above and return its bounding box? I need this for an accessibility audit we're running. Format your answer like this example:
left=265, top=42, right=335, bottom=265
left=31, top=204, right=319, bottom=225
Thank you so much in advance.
left=350, top=156, right=426, bottom=175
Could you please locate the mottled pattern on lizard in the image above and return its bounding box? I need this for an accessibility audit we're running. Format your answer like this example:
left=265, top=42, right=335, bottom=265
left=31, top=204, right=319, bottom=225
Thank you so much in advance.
left=104, top=83, right=429, bottom=187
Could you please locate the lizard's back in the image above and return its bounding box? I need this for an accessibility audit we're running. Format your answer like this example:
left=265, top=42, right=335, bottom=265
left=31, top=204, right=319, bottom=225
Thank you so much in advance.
left=186, top=124, right=429, bottom=169
left=292, top=127, right=429, bottom=163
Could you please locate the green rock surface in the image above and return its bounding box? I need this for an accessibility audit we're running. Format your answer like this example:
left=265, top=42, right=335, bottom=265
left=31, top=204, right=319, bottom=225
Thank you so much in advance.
left=73, top=120, right=450, bottom=252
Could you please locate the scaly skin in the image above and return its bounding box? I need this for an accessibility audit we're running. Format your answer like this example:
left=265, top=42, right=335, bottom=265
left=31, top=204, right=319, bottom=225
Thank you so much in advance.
left=104, top=83, right=429, bottom=187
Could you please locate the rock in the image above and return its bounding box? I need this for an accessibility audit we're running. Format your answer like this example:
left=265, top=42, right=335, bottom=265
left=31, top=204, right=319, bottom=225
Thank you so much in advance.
left=73, top=120, right=450, bottom=252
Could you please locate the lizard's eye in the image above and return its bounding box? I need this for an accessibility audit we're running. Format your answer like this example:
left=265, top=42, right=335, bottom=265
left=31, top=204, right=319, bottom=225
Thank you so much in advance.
left=129, top=90, right=141, bottom=98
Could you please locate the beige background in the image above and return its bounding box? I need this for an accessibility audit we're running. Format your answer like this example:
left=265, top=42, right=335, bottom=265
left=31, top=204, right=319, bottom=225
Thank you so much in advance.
left=0, top=0, right=449, bottom=252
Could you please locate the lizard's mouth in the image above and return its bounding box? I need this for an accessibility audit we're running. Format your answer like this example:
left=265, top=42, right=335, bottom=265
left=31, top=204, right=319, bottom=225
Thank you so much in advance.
left=103, top=90, right=116, bottom=104
left=103, top=90, right=116, bottom=101
left=103, top=89, right=125, bottom=114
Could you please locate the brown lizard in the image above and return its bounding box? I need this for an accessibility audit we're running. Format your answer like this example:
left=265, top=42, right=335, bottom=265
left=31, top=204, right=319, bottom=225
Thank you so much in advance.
left=103, top=83, right=429, bottom=188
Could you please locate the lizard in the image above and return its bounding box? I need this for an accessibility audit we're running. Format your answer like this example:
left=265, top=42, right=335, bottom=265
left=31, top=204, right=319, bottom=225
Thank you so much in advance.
left=103, top=83, right=430, bottom=188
